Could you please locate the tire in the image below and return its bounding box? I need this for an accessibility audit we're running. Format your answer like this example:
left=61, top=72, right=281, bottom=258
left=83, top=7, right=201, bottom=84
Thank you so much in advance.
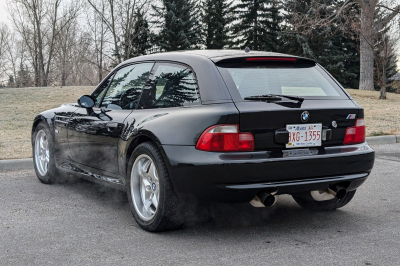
left=126, top=142, right=184, bottom=232
left=292, top=190, right=357, bottom=212
left=32, top=122, right=66, bottom=184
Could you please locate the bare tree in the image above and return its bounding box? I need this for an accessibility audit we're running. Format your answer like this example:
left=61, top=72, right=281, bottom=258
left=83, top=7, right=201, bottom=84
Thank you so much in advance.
left=374, top=20, right=399, bottom=99
left=86, top=3, right=109, bottom=83
left=0, top=23, right=27, bottom=87
left=69, top=32, right=99, bottom=86
left=287, top=0, right=400, bottom=91
left=54, top=10, right=79, bottom=86
left=357, top=0, right=400, bottom=91
left=87, top=0, right=151, bottom=65
left=0, top=23, right=10, bottom=85
left=8, top=0, right=80, bottom=87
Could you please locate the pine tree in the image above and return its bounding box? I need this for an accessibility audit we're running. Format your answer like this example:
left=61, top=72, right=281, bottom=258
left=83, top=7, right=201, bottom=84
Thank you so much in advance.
left=230, top=0, right=283, bottom=51
left=385, top=48, right=398, bottom=92
left=201, top=0, right=233, bottom=49
left=130, top=9, right=151, bottom=57
left=260, top=0, right=283, bottom=52
left=152, top=0, right=201, bottom=52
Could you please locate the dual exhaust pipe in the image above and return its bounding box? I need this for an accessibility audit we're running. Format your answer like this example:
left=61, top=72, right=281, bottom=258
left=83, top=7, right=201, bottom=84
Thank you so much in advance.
left=250, top=190, right=278, bottom=208
left=327, top=185, right=347, bottom=199
left=250, top=184, right=348, bottom=207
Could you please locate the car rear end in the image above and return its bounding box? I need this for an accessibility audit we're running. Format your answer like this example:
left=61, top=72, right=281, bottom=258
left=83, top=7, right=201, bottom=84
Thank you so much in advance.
left=166, top=55, right=375, bottom=203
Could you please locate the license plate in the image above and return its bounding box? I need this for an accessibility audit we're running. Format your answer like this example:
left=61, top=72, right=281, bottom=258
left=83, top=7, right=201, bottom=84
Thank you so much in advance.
left=286, top=124, right=322, bottom=148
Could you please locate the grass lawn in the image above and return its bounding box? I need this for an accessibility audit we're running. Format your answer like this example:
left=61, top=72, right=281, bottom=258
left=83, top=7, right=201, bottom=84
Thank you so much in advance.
left=0, top=86, right=94, bottom=159
left=0, top=86, right=399, bottom=159
left=346, top=89, right=400, bottom=137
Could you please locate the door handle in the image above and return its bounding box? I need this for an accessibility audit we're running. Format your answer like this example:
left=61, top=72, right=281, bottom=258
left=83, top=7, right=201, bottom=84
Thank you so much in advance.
left=106, top=122, right=118, bottom=132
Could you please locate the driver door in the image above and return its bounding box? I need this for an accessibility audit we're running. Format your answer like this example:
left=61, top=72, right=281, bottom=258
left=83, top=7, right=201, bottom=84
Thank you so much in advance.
left=68, top=62, right=154, bottom=173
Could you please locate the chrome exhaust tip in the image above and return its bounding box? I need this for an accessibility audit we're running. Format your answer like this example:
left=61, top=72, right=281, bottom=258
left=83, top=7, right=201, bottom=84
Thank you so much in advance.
left=250, top=191, right=278, bottom=207
left=328, top=185, right=347, bottom=199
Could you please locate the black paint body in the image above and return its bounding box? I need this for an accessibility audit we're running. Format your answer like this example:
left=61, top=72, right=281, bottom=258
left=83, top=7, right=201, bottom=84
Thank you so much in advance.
left=32, top=50, right=375, bottom=202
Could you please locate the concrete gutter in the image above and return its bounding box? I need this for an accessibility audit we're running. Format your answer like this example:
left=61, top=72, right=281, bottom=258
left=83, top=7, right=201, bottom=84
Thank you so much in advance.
left=0, top=158, right=33, bottom=171
left=1, top=135, right=399, bottom=171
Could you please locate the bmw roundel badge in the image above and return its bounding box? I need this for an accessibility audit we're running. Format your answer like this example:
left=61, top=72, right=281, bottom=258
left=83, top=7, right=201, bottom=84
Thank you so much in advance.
left=301, top=111, right=309, bottom=122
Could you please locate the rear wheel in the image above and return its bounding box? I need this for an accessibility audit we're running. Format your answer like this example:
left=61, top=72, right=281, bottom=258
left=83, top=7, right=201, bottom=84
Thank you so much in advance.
left=127, top=142, right=184, bottom=232
left=32, top=122, right=65, bottom=184
left=292, top=190, right=356, bottom=211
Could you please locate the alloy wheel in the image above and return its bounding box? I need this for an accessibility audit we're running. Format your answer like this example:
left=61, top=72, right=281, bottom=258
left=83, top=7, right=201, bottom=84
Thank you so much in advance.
left=34, top=130, right=49, bottom=176
left=130, top=154, right=160, bottom=221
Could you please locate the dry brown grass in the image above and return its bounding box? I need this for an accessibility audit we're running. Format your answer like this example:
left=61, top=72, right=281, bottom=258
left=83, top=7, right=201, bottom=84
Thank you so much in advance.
left=0, top=86, right=399, bottom=159
left=0, top=86, right=94, bottom=159
left=346, top=89, right=400, bottom=137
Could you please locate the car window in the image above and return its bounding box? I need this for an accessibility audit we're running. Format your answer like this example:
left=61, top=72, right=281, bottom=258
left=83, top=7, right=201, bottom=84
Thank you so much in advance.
left=219, top=64, right=347, bottom=99
left=139, top=63, right=200, bottom=109
left=101, top=63, right=154, bottom=110
left=92, top=76, right=113, bottom=107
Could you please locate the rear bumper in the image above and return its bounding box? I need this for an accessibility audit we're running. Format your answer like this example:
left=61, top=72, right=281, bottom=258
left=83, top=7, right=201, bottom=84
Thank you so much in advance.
left=162, top=143, right=375, bottom=202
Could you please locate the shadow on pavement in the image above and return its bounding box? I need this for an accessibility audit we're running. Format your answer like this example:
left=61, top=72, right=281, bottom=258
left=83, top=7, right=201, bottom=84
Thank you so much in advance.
left=56, top=177, right=364, bottom=235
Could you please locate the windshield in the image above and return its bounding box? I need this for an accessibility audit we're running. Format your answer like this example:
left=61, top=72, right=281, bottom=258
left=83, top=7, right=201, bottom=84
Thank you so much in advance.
left=218, top=64, right=348, bottom=100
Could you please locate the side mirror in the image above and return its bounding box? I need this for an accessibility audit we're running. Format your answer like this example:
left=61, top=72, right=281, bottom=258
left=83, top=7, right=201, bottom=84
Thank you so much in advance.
left=77, top=95, right=95, bottom=115
left=78, top=95, right=95, bottom=108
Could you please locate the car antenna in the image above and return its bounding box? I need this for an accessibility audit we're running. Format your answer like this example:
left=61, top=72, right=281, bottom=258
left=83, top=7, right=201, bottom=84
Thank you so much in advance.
left=245, top=47, right=250, bottom=53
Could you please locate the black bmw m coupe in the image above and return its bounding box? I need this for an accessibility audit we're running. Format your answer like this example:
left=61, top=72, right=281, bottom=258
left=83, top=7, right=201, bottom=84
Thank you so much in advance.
left=32, top=50, right=375, bottom=231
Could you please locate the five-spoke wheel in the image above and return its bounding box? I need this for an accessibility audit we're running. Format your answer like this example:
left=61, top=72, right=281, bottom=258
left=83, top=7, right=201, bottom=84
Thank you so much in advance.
left=127, top=142, right=184, bottom=232
left=32, top=122, right=65, bottom=184
left=34, top=129, right=50, bottom=176
left=131, top=154, right=160, bottom=220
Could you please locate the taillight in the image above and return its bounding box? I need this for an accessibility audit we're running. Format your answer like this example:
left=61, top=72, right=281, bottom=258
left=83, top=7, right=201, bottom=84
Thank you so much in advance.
left=196, top=124, right=255, bottom=152
left=343, top=118, right=365, bottom=145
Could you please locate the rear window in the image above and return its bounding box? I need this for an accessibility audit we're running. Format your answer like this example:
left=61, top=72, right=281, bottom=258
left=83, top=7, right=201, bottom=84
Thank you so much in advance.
left=218, top=63, right=347, bottom=100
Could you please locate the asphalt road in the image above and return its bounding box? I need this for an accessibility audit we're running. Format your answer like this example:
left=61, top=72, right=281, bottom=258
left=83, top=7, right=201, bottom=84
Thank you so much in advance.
left=1, top=144, right=399, bottom=265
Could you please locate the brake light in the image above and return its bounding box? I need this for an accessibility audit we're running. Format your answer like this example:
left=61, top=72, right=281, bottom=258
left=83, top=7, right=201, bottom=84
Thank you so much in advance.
left=246, top=57, right=297, bottom=62
left=343, top=118, right=365, bottom=145
left=196, top=125, right=255, bottom=152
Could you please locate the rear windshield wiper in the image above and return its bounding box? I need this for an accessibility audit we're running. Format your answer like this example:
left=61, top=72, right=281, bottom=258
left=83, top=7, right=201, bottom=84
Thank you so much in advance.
left=244, top=94, right=304, bottom=103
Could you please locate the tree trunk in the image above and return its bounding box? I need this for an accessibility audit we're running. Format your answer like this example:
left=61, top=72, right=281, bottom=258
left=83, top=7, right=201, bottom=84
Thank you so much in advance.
left=359, top=3, right=375, bottom=91
left=379, top=64, right=387, bottom=99
left=253, top=0, right=258, bottom=49
left=98, top=65, right=102, bottom=83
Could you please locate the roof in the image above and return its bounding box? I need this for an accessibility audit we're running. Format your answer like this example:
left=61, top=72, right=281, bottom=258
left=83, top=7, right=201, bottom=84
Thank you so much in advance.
left=122, top=49, right=314, bottom=66
left=168, top=49, right=288, bottom=59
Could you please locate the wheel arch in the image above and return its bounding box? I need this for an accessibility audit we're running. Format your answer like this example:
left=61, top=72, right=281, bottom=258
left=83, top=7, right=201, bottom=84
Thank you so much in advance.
left=32, top=115, right=53, bottom=144
left=124, top=131, right=171, bottom=178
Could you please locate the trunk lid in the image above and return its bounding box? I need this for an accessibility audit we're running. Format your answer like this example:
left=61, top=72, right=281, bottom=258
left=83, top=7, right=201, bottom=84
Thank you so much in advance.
left=236, top=100, right=361, bottom=150
left=215, top=56, right=362, bottom=150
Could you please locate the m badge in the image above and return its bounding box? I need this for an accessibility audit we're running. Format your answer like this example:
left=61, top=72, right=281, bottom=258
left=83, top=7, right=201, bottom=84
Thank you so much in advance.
left=346, top=114, right=356, bottom=119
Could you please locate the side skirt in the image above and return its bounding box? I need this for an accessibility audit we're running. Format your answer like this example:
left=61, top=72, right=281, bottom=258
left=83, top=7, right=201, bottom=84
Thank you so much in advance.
left=57, top=160, right=127, bottom=191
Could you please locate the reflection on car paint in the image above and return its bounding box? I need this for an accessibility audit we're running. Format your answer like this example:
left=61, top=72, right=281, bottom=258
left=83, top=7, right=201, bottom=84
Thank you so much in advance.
left=60, top=162, right=123, bottom=185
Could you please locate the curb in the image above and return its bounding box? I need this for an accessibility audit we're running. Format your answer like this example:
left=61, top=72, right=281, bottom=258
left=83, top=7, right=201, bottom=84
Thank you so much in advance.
left=366, top=135, right=400, bottom=145
left=1, top=135, right=399, bottom=171
left=0, top=158, right=33, bottom=171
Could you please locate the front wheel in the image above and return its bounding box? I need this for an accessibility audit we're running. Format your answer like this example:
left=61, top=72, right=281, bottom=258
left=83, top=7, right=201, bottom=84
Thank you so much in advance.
left=127, top=142, right=184, bottom=232
left=32, top=122, right=65, bottom=184
left=292, top=190, right=357, bottom=212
